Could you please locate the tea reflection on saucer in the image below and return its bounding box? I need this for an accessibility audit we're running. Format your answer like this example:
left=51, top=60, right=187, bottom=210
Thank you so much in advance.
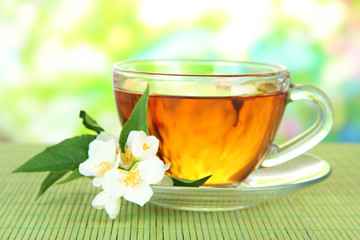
left=150, top=153, right=331, bottom=211
left=243, top=153, right=331, bottom=187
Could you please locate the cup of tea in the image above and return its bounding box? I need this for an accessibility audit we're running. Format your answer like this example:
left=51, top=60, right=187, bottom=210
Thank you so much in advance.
left=112, top=60, right=333, bottom=185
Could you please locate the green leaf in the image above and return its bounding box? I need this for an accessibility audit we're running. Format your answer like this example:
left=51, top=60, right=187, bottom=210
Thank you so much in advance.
left=38, top=171, right=68, bottom=198
left=79, top=110, right=104, bottom=134
left=171, top=175, right=212, bottom=187
left=119, top=85, right=150, bottom=152
left=57, top=169, right=86, bottom=184
left=13, top=135, right=96, bottom=173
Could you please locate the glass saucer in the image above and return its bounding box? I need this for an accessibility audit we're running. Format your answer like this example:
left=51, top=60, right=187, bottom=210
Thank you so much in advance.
left=150, top=153, right=331, bottom=211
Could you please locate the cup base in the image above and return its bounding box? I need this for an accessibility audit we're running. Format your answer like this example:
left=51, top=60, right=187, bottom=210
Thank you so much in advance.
left=201, top=183, right=241, bottom=188
left=150, top=153, right=331, bottom=212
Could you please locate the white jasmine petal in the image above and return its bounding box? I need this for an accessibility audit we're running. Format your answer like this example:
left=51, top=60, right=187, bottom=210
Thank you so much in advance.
left=92, top=176, right=103, bottom=187
left=92, top=191, right=108, bottom=209
left=102, top=169, right=127, bottom=199
left=102, top=156, right=166, bottom=207
left=143, top=135, right=159, bottom=158
left=88, top=139, right=106, bottom=158
left=105, top=197, right=121, bottom=219
left=157, top=175, right=174, bottom=186
left=136, top=156, right=166, bottom=184
left=88, top=136, right=116, bottom=161
left=114, top=152, right=121, bottom=169
left=126, top=131, right=138, bottom=147
left=129, top=131, right=159, bottom=160
left=96, top=132, right=119, bottom=145
left=79, top=138, right=116, bottom=177
left=124, top=183, right=153, bottom=206
left=130, top=131, right=147, bottom=156
left=92, top=191, right=121, bottom=219
left=79, top=159, right=100, bottom=177
left=78, top=132, right=121, bottom=187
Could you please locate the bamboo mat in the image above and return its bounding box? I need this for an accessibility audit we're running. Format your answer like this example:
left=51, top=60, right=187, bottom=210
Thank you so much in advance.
left=0, top=143, right=359, bottom=239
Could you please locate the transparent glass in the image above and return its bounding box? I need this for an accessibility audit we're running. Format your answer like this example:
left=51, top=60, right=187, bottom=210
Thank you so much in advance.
left=113, top=60, right=333, bottom=185
left=150, top=153, right=331, bottom=211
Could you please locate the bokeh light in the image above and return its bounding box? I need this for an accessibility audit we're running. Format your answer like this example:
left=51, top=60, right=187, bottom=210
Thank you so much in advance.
left=0, top=0, right=359, bottom=143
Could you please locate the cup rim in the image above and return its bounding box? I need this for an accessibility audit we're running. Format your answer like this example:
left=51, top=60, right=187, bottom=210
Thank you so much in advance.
left=113, top=60, right=289, bottom=78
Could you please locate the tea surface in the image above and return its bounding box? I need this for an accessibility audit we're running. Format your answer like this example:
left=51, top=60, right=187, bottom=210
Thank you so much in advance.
left=115, top=89, right=287, bottom=184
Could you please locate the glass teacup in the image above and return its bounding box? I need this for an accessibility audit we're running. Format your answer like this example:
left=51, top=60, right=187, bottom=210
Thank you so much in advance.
left=113, top=60, right=333, bottom=185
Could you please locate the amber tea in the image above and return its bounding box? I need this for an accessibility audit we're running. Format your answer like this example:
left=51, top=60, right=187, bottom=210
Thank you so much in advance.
left=115, top=89, right=288, bottom=184
left=113, top=60, right=333, bottom=185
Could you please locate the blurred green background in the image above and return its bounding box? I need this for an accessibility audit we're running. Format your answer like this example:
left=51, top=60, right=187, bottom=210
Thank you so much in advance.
left=1, top=0, right=359, bottom=143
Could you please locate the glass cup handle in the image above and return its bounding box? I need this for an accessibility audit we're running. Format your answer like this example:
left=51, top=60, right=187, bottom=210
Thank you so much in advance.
left=261, top=84, right=334, bottom=167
